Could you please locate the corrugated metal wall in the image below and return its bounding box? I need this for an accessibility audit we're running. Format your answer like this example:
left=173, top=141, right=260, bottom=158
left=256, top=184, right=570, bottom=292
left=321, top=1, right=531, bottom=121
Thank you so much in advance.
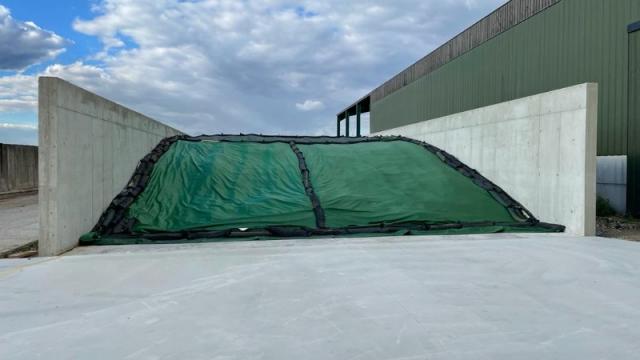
left=371, top=0, right=640, bottom=157
left=597, top=156, right=627, bottom=214
left=371, top=0, right=560, bottom=103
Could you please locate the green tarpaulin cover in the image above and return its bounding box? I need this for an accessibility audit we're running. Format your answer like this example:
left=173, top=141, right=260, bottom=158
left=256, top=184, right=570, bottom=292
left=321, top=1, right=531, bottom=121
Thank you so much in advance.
left=81, top=135, right=563, bottom=245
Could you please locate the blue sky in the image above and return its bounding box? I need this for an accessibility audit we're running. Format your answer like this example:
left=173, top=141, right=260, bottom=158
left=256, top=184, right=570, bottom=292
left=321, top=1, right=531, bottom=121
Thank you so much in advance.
left=0, top=0, right=505, bottom=145
left=1, top=0, right=98, bottom=71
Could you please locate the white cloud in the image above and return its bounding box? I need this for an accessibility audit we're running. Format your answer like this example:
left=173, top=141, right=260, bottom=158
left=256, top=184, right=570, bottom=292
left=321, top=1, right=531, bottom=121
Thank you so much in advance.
left=0, top=5, right=69, bottom=70
left=0, top=122, right=37, bottom=130
left=0, top=0, right=505, bottom=140
left=0, top=73, right=38, bottom=112
left=296, top=99, right=324, bottom=111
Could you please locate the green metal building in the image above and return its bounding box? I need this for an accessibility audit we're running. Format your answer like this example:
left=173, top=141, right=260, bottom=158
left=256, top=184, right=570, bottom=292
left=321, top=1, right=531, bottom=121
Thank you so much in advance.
left=338, top=0, right=640, bottom=214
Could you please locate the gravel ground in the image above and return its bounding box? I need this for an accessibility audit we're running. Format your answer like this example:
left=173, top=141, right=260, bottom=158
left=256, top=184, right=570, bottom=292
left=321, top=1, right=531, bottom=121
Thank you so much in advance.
left=596, top=216, right=640, bottom=241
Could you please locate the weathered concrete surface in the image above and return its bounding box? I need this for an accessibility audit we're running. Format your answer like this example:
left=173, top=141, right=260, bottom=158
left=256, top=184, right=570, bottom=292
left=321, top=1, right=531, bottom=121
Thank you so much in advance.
left=0, top=144, right=38, bottom=195
left=38, top=77, right=184, bottom=256
left=374, top=84, right=598, bottom=236
left=0, top=193, right=38, bottom=256
left=1, top=234, right=639, bottom=359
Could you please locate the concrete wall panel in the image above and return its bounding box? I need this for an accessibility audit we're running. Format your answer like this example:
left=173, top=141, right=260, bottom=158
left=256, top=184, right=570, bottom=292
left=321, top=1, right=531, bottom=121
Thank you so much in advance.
left=0, top=144, right=38, bottom=194
left=38, top=77, right=184, bottom=256
left=374, top=83, right=598, bottom=236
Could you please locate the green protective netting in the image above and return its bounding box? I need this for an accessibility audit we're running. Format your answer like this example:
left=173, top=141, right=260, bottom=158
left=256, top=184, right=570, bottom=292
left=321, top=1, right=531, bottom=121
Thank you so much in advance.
left=298, top=141, right=514, bottom=228
left=82, top=135, right=564, bottom=245
left=128, top=141, right=316, bottom=232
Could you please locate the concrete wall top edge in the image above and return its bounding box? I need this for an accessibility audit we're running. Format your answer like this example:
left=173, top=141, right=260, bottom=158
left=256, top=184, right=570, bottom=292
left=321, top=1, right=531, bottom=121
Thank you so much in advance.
left=39, top=77, right=185, bottom=137
left=421, top=83, right=595, bottom=124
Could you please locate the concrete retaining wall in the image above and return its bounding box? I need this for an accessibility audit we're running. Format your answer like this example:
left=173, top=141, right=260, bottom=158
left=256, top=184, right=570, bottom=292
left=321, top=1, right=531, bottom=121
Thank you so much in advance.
left=597, top=156, right=627, bottom=214
left=38, top=77, right=184, bottom=256
left=0, top=143, right=38, bottom=194
left=374, top=83, right=598, bottom=236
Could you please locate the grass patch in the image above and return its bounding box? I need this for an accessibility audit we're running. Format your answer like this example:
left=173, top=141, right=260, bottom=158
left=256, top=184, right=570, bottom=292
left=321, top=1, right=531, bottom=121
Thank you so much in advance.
left=596, top=196, right=617, bottom=217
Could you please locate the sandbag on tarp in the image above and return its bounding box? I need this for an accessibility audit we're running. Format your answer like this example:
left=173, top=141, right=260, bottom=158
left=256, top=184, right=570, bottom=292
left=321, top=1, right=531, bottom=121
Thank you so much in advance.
left=81, top=135, right=564, bottom=245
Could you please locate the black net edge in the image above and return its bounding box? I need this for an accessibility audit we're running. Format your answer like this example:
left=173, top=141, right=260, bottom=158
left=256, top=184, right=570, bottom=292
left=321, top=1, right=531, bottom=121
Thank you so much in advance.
left=82, top=221, right=565, bottom=245
left=89, top=133, right=566, bottom=239
left=91, top=135, right=189, bottom=235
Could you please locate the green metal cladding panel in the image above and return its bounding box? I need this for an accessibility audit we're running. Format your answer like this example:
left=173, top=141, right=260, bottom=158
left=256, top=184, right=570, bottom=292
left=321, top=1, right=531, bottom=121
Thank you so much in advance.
left=371, top=0, right=640, bottom=157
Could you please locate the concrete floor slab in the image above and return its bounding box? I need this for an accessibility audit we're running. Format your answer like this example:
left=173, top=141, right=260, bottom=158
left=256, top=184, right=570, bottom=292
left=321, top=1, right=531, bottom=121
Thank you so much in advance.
left=0, top=194, right=38, bottom=256
left=1, top=234, right=639, bottom=359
